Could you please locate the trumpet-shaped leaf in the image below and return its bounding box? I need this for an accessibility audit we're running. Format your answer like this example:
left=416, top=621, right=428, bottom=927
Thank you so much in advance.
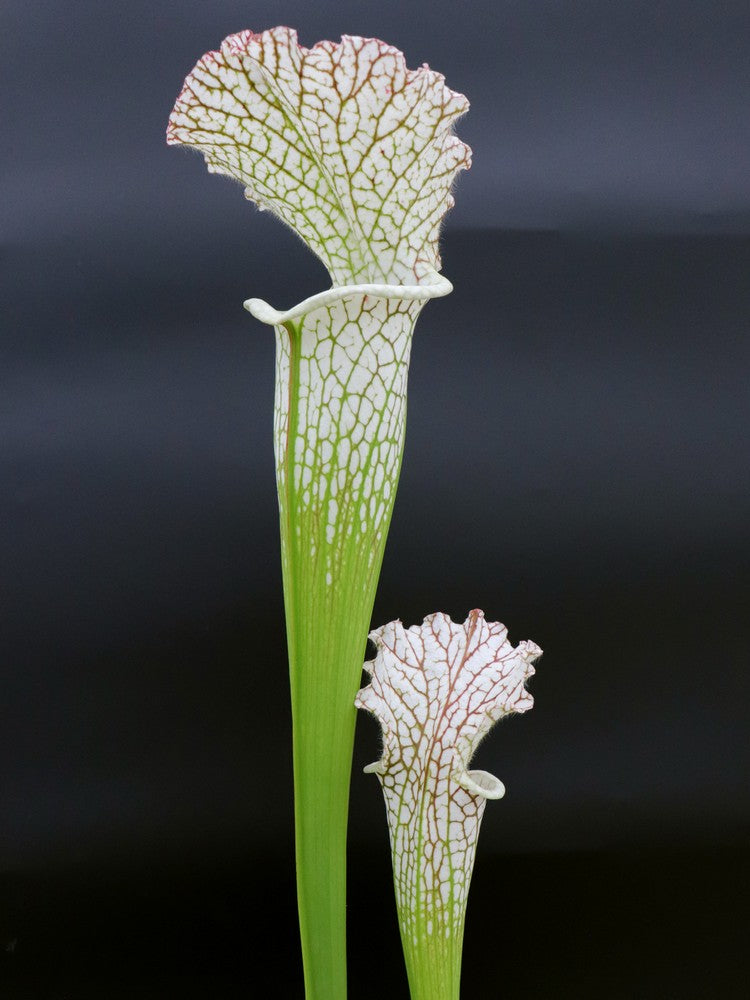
left=357, top=610, right=541, bottom=1000
left=168, top=27, right=470, bottom=999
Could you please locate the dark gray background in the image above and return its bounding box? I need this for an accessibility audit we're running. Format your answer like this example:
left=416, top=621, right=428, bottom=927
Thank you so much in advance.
left=2, top=2, right=749, bottom=997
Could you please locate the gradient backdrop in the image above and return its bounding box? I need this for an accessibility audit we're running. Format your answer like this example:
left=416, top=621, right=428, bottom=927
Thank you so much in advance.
left=2, top=2, right=749, bottom=997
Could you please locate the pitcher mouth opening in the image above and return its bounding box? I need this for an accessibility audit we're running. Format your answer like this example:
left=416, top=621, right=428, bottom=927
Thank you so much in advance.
left=459, top=768, right=506, bottom=800
left=243, top=270, right=453, bottom=326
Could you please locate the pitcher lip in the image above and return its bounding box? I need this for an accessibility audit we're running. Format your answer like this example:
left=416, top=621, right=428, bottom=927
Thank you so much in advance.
left=243, top=270, right=453, bottom=326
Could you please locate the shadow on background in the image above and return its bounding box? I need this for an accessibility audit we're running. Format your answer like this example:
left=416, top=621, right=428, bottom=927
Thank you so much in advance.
left=0, top=846, right=747, bottom=998
left=3, top=229, right=749, bottom=995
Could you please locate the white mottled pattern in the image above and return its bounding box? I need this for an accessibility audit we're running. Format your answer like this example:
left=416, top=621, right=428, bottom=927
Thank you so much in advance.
left=270, top=288, right=430, bottom=590
left=167, top=26, right=471, bottom=286
left=356, top=610, right=541, bottom=946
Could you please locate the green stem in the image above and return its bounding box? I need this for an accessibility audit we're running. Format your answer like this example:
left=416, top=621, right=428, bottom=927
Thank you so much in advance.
left=401, top=904, right=466, bottom=1000
left=286, top=595, right=368, bottom=998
